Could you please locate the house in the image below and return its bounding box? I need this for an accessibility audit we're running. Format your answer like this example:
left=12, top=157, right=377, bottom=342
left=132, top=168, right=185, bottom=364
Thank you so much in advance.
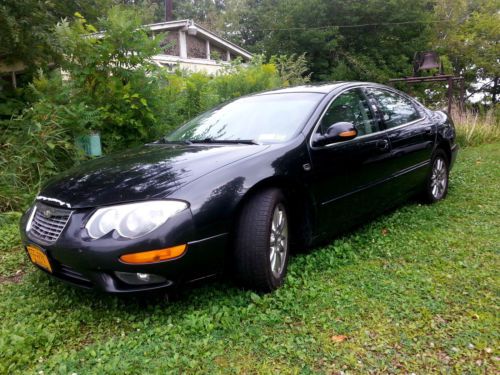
left=0, top=19, right=252, bottom=89
left=148, top=19, right=252, bottom=74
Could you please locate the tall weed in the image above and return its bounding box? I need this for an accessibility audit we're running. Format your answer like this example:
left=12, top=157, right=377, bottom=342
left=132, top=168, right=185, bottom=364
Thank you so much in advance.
left=453, top=106, right=499, bottom=147
left=0, top=58, right=307, bottom=212
left=0, top=118, right=80, bottom=211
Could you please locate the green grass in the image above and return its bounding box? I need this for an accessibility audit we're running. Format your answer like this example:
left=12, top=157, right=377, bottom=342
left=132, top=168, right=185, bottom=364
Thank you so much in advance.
left=1, top=143, right=499, bottom=374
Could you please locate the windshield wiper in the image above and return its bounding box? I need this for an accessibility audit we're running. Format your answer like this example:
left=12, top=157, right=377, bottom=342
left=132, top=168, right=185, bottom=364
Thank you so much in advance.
left=157, top=138, right=192, bottom=145
left=189, top=138, right=259, bottom=145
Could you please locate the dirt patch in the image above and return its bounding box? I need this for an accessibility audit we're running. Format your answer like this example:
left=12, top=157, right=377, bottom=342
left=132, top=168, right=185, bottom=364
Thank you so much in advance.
left=0, top=269, right=25, bottom=284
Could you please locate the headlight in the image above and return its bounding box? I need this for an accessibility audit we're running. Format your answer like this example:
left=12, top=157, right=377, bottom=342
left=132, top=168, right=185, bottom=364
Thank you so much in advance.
left=26, top=206, right=37, bottom=232
left=85, top=200, right=188, bottom=239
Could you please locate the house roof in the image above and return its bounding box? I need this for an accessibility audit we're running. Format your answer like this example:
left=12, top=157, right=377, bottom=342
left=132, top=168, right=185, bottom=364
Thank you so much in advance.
left=144, top=20, right=252, bottom=60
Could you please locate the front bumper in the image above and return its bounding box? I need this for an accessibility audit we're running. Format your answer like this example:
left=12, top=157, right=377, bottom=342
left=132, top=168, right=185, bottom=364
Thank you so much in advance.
left=20, top=205, right=228, bottom=293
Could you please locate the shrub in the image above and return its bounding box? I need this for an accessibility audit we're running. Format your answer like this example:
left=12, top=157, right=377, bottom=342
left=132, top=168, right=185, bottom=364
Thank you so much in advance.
left=0, top=118, right=77, bottom=211
left=151, top=55, right=307, bottom=137
left=54, top=8, right=163, bottom=151
left=0, top=6, right=311, bottom=212
left=0, top=57, right=306, bottom=212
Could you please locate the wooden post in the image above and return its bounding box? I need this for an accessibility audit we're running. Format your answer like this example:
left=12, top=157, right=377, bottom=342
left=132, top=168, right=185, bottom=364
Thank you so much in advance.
left=165, top=0, right=173, bottom=21
left=459, top=78, right=465, bottom=113
left=179, top=30, right=187, bottom=59
left=447, top=77, right=453, bottom=114
left=11, top=71, right=17, bottom=89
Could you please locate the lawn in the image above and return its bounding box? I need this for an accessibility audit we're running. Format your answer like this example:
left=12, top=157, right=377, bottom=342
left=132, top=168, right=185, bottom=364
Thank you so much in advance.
left=0, top=143, right=498, bottom=374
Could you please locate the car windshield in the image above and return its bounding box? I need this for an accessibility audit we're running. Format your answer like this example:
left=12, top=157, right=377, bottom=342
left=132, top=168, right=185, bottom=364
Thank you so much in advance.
left=165, top=93, right=324, bottom=144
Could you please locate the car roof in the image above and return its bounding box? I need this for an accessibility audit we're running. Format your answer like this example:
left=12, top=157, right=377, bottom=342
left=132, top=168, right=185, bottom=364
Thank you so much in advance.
left=254, top=81, right=383, bottom=95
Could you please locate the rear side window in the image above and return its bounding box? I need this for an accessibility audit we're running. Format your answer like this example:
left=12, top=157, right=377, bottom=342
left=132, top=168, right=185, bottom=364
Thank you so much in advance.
left=366, top=88, right=421, bottom=129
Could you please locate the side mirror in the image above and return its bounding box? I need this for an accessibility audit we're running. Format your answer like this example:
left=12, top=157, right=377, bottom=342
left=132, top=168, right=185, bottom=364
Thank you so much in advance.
left=312, top=122, right=358, bottom=147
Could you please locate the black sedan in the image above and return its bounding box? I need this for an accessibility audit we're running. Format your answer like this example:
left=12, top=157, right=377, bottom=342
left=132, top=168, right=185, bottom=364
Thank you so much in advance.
left=20, top=82, right=458, bottom=293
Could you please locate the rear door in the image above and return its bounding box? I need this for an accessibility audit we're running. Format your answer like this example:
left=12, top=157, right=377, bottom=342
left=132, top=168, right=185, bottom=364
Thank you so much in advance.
left=307, top=88, right=393, bottom=237
left=365, top=87, right=435, bottom=198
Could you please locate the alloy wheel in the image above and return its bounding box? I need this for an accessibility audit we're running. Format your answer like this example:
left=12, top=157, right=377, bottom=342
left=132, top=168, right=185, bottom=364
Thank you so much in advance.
left=430, top=157, right=448, bottom=200
left=269, top=203, right=288, bottom=278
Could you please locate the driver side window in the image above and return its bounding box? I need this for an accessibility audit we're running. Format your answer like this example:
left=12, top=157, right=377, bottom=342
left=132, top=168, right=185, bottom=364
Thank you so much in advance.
left=319, top=89, right=380, bottom=136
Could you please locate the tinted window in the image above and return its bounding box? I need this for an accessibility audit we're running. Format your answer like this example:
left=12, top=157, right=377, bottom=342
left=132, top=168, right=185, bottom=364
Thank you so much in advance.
left=367, top=88, right=421, bottom=128
left=166, top=93, right=323, bottom=144
left=319, top=88, right=379, bottom=136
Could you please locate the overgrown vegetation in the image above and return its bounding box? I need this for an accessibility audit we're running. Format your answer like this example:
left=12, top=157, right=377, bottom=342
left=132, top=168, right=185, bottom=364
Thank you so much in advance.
left=0, top=143, right=498, bottom=373
left=0, top=8, right=309, bottom=212
left=1, top=2, right=498, bottom=213
left=0, top=1, right=498, bottom=372
left=180, top=0, right=499, bottom=103
left=454, top=107, right=500, bottom=147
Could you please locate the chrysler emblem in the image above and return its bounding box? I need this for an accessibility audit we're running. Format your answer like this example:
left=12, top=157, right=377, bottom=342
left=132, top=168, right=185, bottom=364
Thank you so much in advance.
left=43, top=210, right=53, bottom=218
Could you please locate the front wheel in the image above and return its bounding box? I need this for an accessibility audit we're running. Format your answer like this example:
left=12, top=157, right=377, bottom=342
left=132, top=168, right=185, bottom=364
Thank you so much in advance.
left=423, top=150, right=449, bottom=203
left=234, top=188, right=290, bottom=292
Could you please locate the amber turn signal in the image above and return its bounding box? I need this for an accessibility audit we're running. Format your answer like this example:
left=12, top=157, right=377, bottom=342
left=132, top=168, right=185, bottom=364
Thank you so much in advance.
left=339, top=130, right=357, bottom=137
left=120, top=244, right=187, bottom=264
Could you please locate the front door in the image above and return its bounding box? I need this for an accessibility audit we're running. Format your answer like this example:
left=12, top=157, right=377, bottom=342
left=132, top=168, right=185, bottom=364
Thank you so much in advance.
left=307, top=88, right=392, bottom=238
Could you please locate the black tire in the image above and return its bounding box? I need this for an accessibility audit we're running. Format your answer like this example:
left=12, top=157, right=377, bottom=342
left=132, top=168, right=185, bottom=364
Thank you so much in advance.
left=234, top=188, right=290, bottom=292
left=423, top=149, right=449, bottom=203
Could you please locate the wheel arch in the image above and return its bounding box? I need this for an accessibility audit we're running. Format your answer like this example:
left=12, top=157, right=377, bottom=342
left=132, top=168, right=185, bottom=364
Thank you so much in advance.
left=434, top=137, right=452, bottom=164
left=434, top=109, right=456, bottom=164
left=231, top=175, right=316, bottom=251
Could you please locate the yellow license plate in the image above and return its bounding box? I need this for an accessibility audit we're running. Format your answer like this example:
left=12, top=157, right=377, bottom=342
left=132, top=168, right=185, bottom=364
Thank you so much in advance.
left=27, top=245, right=52, bottom=273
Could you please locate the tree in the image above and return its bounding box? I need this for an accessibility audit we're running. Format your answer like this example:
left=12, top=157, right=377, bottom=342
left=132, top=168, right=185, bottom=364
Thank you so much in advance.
left=0, top=0, right=60, bottom=72
left=0, top=0, right=114, bottom=71
left=54, top=7, right=164, bottom=149
left=220, top=0, right=433, bottom=82
left=432, top=0, right=500, bottom=104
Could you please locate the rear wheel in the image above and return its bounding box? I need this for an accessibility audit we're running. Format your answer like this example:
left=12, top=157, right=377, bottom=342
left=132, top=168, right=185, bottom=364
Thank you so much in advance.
left=234, top=188, right=290, bottom=292
left=423, top=150, right=449, bottom=203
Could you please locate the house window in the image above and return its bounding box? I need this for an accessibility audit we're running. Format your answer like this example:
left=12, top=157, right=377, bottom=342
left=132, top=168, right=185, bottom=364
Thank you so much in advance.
left=210, top=44, right=228, bottom=61
left=160, top=33, right=180, bottom=56
left=187, top=35, right=207, bottom=59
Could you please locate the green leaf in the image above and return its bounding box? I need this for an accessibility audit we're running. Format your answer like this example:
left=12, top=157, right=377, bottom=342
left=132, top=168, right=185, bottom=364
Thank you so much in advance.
left=250, top=293, right=261, bottom=304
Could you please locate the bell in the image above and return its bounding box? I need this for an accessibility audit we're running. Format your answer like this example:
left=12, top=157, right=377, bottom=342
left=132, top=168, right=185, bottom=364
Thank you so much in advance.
left=413, top=51, right=443, bottom=76
left=419, top=51, right=440, bottom=70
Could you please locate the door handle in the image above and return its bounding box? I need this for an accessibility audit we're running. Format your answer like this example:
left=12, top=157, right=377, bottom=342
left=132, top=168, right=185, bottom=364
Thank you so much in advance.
left=424, top=127, right=433, bottom=135
left=376, top=139, right=389, bottom=151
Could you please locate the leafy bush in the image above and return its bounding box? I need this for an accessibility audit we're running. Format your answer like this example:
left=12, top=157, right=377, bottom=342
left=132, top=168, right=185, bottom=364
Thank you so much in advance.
left=152, top=55, right=308, bottom=136
left=54, top=8, right=163, bottom=151
left=0, top=116, right=80, bottom=211
left=0, top=7, right=309, bottom=213
left=0, top=69, right=102, bottom=211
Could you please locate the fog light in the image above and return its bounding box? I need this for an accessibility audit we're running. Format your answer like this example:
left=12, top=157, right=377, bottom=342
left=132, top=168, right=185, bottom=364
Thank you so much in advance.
left=137, top=273, right=150, bottom=282
left=115, top=271, right=167, bottom=285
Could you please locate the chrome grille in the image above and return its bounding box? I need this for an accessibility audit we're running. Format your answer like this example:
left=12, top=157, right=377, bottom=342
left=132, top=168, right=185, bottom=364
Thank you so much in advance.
left=30, top=203, right=71, bottom=243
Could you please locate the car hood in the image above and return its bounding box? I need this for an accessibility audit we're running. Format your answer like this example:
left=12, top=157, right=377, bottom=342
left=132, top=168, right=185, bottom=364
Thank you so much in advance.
left=39, top=143, right=269, bottom=209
